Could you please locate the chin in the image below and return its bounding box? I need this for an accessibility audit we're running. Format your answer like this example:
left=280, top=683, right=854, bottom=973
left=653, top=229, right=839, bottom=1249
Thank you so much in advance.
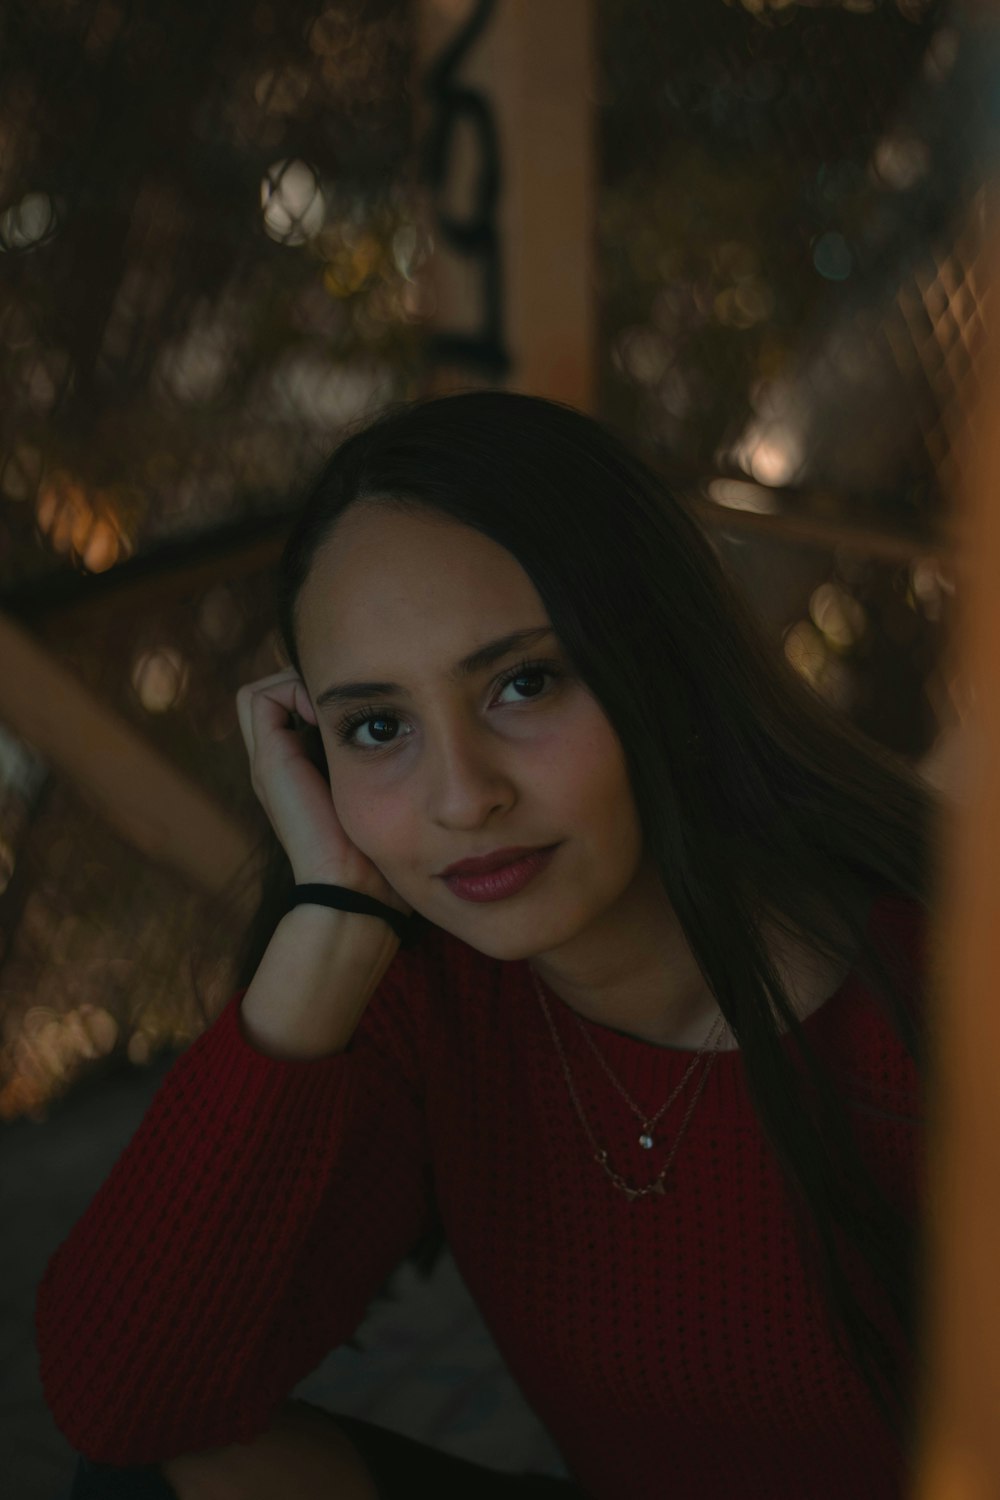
left=433, top=922, right=520, bottom=962
left=448, top=907, right=576, bottom=964
left=419, top=900, right=521, bottom=956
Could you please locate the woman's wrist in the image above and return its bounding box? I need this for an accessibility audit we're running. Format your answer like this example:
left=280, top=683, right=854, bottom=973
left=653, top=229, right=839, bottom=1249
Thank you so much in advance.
left=288, top=882, right=416, bottom=945
left=239, top=904, right=401, bottom=1060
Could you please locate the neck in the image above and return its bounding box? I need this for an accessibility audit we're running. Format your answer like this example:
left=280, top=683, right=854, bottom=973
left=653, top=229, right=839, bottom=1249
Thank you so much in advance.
left=527, top=858, right=720, bottom=1048
left=528, top=874, right=873, bottom=1052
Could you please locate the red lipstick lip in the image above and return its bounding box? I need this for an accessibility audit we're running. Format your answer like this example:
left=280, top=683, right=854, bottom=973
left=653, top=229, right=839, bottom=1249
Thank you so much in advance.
left=439, top=844, right=556, bottom=878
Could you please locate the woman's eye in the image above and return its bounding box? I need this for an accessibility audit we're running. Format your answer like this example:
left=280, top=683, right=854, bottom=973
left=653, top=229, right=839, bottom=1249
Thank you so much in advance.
left=334, top=659, right=561, bottom=752
left=489, top=659, right=563, bottom=715
left=497, top=666, right=551, bottom=699
left=363, top=713, right=402, bottom=748
left=335, top=708, right=401, bottom=749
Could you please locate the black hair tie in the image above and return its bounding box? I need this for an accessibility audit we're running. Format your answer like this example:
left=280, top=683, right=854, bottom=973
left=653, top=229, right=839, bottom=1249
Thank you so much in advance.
left=289, top=884, right=424, bottom=949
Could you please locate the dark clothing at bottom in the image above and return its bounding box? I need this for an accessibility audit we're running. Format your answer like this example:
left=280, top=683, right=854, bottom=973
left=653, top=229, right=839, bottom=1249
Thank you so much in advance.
left=66, top=1409, right=588, bottom=1498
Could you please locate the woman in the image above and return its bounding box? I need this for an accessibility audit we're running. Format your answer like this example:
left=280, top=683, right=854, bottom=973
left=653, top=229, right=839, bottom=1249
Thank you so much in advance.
left=39, top=390, right=940, bottom=1498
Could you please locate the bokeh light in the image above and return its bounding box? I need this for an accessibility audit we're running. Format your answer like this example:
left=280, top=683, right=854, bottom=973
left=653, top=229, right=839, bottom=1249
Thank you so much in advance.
left=131, top=648, right=191, bottom=713
left=0, top=190, right=58, bottom=252
left=809, top=582, right=868, bottom=650
left=812, top=232, right=853, bottom=282
left=706, top=477, right=778, bottom=514
left=261, top=159, right=327, bottom=245
left=34, top=473, right=132, bottom=573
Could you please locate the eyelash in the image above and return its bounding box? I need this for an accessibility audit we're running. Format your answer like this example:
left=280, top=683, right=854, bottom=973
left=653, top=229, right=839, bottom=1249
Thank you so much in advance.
left=334, top=657, right=563, bottom=752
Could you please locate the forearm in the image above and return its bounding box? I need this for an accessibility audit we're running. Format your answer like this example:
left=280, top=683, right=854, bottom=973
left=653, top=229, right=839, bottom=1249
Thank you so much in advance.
left=239, top=904, right=402, bottom=1060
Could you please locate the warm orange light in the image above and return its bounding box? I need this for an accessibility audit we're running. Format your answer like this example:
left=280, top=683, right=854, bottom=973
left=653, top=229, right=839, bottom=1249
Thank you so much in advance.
left=34, top=471, right=129, bottom=572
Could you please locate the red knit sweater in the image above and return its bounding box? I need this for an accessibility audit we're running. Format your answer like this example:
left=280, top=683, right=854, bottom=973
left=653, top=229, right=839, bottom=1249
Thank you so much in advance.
left=35, top=891, right=927, bottom=1498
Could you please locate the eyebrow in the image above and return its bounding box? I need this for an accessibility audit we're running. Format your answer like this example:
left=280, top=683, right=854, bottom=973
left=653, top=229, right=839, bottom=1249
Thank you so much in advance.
left=314, top=626, right=557, bottom=709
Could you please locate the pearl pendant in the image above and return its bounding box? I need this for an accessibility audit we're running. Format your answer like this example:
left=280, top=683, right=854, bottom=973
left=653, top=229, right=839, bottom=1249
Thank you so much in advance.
left=639, top=1132, right=654, bottom=1150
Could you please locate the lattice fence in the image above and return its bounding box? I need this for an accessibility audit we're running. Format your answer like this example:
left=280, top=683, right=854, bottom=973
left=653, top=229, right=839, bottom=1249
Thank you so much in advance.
left=1, top=0, right=994, bottom=1121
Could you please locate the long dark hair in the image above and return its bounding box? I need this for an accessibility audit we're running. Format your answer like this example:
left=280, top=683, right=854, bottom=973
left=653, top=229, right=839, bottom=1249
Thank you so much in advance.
left=235, top=389, right=941, bottom=1452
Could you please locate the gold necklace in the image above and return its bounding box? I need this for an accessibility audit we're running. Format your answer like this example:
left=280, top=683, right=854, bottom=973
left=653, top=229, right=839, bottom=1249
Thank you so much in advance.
left=530, top=968, right=730, bottom=1202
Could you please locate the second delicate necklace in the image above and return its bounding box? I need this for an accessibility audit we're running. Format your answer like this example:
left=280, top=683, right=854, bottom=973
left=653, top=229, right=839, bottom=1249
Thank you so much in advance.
left=531, top=968, right=732, bottom=1201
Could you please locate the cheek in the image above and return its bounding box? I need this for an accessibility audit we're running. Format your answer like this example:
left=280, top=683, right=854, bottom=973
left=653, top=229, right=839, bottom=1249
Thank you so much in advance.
left=560, top=716, right=632, bottom=808
left=571, top=726, right=642, bottom=850
left=332, top=778, right=408, bottom=858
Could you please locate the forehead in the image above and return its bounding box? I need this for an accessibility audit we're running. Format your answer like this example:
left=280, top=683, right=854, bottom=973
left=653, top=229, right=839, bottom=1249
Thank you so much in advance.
left=295, top=503, right=546, bottom=672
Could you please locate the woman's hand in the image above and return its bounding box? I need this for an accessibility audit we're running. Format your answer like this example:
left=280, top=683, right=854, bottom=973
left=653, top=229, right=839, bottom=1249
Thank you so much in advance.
left=236, top=668, right=413, bottom=917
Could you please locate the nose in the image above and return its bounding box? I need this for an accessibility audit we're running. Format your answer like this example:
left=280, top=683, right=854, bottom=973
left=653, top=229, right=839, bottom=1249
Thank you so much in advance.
left=425, top=716, right=516, bottom=828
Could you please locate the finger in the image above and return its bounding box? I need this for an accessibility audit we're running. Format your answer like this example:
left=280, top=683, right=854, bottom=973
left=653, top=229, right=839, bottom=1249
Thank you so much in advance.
left=237, top=672, right=315, bottom=765
left=241, top=667, right=303, bottom=688
left=295, top=682, right=318, bottom=726
left=238, top=687, right=289, bottom=768
left=247, top=682, right=323, bottom=771
left=250, top=671, right=319, bottom=727
left=236, top=676, right=298, bottom=762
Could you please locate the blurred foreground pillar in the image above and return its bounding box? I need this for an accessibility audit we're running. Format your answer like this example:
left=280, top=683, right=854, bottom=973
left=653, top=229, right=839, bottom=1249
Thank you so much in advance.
left=416, top=0, right=596, bottom=411
left=916, top=206, right=1000, bottom=1496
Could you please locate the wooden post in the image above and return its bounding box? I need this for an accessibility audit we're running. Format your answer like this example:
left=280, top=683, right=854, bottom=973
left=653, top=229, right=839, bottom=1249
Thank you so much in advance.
left=415, top=0, right=597, bottom=411
left=0, top=612, right=255, bottom=899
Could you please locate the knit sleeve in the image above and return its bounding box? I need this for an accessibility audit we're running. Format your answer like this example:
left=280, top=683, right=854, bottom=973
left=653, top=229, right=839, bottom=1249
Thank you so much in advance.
left=34, top=935, right=438, bottom=1467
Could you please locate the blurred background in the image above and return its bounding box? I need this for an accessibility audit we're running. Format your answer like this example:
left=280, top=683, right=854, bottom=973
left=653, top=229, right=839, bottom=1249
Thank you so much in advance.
left=1, top=0, right=993, bottom=1494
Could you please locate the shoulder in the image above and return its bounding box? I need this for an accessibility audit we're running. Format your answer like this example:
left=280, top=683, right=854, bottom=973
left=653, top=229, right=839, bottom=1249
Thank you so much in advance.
left=866, top=890, right=932, bottom=1010
left=868, top=887, right=928, bottom=942
left=827, top=889, right=932, bottom=1082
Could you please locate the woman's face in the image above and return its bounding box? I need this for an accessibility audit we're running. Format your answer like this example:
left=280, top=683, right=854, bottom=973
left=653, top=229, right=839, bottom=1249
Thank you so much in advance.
left=294, top=501, right=647, bottom=960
